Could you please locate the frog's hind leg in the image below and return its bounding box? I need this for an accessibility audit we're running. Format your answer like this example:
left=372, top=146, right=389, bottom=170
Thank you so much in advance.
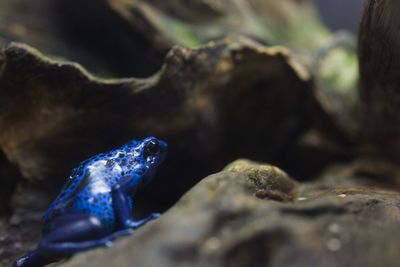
left=12, top=250, right=53, bottom=267
left=37, top=214, right=109, bottom=260
left=13, top=214, right=131, bottom=267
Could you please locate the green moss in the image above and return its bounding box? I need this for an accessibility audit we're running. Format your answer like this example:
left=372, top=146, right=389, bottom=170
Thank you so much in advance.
left=252, top=4, right=330, bottom=51
left=247, top=170, right=262, bottom=187
left=320, top=49, right=359, bottom=101
left=147, top=10, right=201, bottom=48
left=162, top=18, right=201, bottom=47
left=146, top=1, right=330, bottom=52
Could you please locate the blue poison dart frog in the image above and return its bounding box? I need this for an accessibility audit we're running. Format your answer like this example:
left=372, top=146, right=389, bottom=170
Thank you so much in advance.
left=13, top=137, right=168, bottom=267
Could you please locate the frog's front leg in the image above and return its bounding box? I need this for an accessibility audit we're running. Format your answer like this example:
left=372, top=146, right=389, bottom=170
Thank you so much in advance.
left=112, top=174, right=160, bottom=230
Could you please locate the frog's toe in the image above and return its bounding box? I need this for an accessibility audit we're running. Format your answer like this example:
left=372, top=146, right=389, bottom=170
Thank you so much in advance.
left=122, top=214, right=159, bottom=230
left=104, top=240, right=113, bottom=248
left=150, top=212, right=161, bottom=219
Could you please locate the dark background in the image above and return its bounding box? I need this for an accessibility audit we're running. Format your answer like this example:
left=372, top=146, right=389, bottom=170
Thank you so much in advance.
left=315, top=0, right=364, bottom=33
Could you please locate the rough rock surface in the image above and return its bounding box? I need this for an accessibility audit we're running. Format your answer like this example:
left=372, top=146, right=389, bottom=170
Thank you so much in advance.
left=60, top=159, right=400, bottom=267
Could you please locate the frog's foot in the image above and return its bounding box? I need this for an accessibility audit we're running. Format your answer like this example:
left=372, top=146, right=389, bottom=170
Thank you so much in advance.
left=102, top=228, right=134, bottom=242
left=87, top=213, right=161, bottom=245
left=123, top=212, right=160, bottom=230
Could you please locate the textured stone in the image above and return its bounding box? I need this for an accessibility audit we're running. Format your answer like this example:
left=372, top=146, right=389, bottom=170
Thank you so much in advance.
left=59, top=160, right=400, bottom=267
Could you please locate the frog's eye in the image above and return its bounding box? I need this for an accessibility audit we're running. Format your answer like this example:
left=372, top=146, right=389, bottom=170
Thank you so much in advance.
left=145, top=139, right=160, bottom=155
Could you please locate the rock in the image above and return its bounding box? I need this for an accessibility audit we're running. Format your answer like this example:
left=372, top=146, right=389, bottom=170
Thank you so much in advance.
left=224, top=159, right=296, bottom=201
left=59, top=160, right=400, bottom=267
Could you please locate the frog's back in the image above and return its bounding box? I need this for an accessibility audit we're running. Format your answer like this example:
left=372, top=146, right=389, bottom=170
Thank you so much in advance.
left=41, top=139, right=141, bottom=229
left=69, top=157, right=127, bottom=231
left=41, top=154, right=105, bottom=225
left=70, top=184, right=117, bottom=232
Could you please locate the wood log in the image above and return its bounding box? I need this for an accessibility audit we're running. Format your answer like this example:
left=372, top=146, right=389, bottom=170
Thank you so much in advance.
left=358, top=0, right=400, bottom=160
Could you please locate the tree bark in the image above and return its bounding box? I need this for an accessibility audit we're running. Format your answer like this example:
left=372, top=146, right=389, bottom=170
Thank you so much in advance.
left=358, top=0, right=400, bottom=160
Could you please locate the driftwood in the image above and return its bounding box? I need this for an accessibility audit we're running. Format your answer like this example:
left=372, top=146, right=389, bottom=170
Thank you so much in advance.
left=359, top=0, right=400, bottom=161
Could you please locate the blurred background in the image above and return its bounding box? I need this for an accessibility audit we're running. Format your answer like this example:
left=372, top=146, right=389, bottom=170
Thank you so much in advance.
left=315, top=0, right=363, bottom=33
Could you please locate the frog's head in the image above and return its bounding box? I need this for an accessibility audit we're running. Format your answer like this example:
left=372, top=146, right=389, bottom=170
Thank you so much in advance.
left=132, top=136, right=168, bottom=183
left=141, top=136, right=168, bottom=167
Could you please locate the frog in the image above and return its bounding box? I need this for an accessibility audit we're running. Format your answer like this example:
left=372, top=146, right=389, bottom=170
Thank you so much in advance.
left=13, top=137, right=168, bottom=267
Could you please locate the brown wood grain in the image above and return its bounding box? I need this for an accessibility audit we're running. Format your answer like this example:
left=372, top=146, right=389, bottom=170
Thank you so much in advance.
left=359, top=0, right=400, bottom=146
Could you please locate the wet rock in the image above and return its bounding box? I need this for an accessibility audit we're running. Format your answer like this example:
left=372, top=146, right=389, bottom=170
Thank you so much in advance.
left=59, top=160, right=400, bottom=267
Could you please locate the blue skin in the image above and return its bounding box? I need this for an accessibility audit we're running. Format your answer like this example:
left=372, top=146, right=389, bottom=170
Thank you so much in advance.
left=13, top=137, right=168, bottom=267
